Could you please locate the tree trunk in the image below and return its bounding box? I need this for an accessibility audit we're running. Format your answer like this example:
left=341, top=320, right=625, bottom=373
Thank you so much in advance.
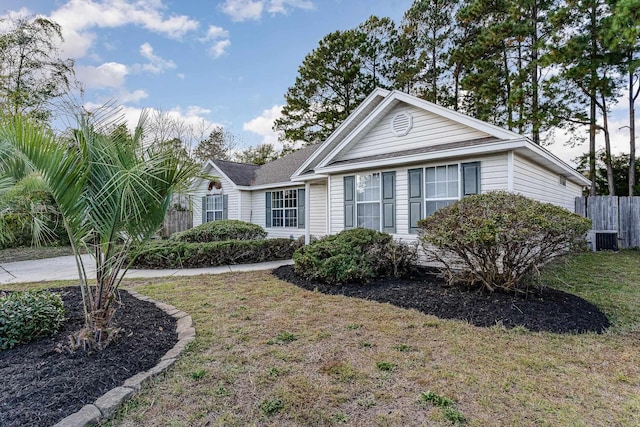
left=601, top=94, right=615, bottom=195
left=588, top=2, right=598, bottom=196
left=629, top=64, right=638, bottom=196
left=531, top=2, right=540, bottom=144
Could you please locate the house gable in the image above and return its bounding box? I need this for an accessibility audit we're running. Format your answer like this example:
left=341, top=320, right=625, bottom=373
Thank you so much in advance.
left=333, top=103, right=493, bottom=163
left=315, top=90, right=522, bottom=170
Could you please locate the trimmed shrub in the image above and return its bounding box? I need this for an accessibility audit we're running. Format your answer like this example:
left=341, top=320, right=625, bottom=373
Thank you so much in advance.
left=131, top=237, right=302, bottom=268
left=170, top=220, right=267, bottom=243
left=293, top=228, right=418, bottom=285
left=417, top=191, right=592, bottom=292
left=0, top=290, right=66, bottom=350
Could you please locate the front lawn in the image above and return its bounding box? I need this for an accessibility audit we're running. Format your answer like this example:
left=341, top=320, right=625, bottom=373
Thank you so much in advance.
left=96, top=250, right=640, bottom=426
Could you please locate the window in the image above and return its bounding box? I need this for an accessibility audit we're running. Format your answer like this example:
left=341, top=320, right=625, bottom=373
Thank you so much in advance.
left=265, top=189, right=305, bottom=228
left=344, top=172, right=395, bottom=233
left=425, top=164, right=459, bottom=216
left=201, top=194, right=227, bottom=223
left=356, top=173, right=381, bottom=229
left=409, top=162, right=480, bottom=233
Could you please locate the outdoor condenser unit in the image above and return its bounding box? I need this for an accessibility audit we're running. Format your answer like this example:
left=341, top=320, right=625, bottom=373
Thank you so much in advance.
left=586, top=230, right=619, bottom=252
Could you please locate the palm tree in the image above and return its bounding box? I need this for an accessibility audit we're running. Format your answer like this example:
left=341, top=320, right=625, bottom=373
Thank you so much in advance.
left=0, top=109, right=200, bottom=350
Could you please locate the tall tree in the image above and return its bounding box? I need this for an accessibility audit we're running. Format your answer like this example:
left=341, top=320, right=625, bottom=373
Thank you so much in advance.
left=274, top=28, right=378, bottom=145
left=0, top=17, right=75, bottom=122
left=233, top=143, right=281, bottom=165
left=0, top=110, right=199, bottom=350
left=548, top=0, right=618, bottom=195
left=400, top=0, right=459, bottom=106
left=194, top=126, right=239, bottom=162
left=608, top=0, right=640, bottom=196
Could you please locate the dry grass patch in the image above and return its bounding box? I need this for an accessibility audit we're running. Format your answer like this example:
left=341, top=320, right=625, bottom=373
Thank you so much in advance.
left=97, top=262, right=640, bottom=427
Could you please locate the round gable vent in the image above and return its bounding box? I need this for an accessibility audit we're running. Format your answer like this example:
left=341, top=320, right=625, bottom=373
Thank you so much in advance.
left=391, top=111, right=413, bottom=137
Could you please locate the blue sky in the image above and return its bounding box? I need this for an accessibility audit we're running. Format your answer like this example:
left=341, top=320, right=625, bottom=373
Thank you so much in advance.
left=1, top=0, right=634, bottom=164
left=1, top=0, right=414, bottom=151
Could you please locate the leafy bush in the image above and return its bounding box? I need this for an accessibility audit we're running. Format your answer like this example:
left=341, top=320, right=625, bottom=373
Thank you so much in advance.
left=418, top=191, right=592, bottom=292
left=0, top=290, right=66, bottom=350
left=131, top=237, right=302, bottom=268
left=293, top=228, right=417, bottom=285
left=171, top=220, right=267, bottom=243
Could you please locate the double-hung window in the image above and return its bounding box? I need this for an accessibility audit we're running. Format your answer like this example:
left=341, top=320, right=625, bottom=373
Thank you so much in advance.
left=409, top=162, right=480, bottom=233
left=344, top=171, right=395, bottom=233
left=201, top=194, right=228, bottom=223
left=265, top=188, right=306, bottom=228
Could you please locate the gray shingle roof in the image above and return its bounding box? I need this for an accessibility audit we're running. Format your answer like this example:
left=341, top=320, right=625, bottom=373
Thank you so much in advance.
left=251, top=144, right=321, bottom=186
left=208, top=144, right=321, bottom=187
left=211, top=159, right=260, bottom=186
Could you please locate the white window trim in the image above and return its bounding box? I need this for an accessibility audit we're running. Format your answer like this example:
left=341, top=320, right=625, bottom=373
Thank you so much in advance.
left=424, top=163, right=463, bottom=216
left=205, top=194, right=224, bottom=222
left=270, top=189, right=298, bottom=228
left=355, top=171, right=383, bottom=231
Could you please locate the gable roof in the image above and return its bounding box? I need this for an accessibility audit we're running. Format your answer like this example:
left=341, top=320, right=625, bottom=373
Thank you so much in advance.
left=210, top=159, right=260, bottom=186
left=315, top=90, right=522, bottom=170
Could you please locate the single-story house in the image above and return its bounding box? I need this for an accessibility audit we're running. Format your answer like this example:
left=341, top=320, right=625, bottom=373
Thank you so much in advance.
left=192, top=88, right=590, bottom=243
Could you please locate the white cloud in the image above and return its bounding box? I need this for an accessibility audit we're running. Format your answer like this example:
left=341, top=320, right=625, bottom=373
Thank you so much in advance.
left=49, top=0, right=199, bottom=58
left=243, top=105, right=285, bottom=148
left=201, top=25, right=231, bottom=58
left=204, top=25, right=229, bottom=40
left=138, top=42, right=176, bottom=73
left=0, top=8, right=32, bottom=32
left=118, top=89, right=148, bottom=103
left=220, top=0, right=313, bottom=21
left=76, top=62, right=129, bottom=88
left=209, top=39, right=231, bottom=58
left=220, top=0, right=263, bottom=22
left=177, top=73, right=185, bottom=79
left=267, top=0, right=314, bottom=14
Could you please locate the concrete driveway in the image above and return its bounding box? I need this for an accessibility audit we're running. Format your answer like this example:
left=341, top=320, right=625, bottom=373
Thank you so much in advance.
left=0, top=254, right=293, bottom=285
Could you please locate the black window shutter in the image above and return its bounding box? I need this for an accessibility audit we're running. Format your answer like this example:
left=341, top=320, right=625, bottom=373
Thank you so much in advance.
left=344, top=176, right=355, bottom=229
left=297, top=188, right=305, bottom=229
left=265, top=192, right=272, bottom=228
left=408, top=168, right=423, bottom=234
left=382, top=171, right=395, bottom=233
left=222, top=195, right=229, bottom=219
left=462, top=162, right=481, bottom=196
left=201, top=195, right=207, bottom=224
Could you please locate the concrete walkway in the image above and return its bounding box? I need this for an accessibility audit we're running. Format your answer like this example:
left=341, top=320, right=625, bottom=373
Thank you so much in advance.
left=0, top=254, right=293, bottom=285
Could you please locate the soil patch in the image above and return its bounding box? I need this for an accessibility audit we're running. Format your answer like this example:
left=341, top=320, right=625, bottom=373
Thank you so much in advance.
left=273, top=265, right=610, bottom=334
left=0, top=287, right=177, bottom=427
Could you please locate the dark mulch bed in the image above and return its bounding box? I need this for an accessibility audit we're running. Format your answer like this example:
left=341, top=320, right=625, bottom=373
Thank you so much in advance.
left=0, top=287, right=177, bottom=427
left=273, top=265, right=610, bottom=334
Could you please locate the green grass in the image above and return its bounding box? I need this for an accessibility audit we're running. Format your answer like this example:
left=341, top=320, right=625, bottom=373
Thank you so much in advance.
left=5, top=250, right=640, bottom=426
left=537, top=250, right=640, bottom=332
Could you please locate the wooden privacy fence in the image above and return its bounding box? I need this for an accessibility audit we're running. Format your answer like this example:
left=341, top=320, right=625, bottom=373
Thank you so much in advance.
left=160, top=210, right=192, bottom=238
left=575, top=196, right=640, bottom=249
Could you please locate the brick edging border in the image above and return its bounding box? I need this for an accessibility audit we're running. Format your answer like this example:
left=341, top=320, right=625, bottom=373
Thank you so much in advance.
left=53, top=290, right=195, bottom=427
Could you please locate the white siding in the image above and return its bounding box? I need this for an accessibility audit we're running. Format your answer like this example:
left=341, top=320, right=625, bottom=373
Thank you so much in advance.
left=513, top=154, right=583, bottom=211
left=336, top=104, right=490, bottom=162
left=328, top=154, right=508, bottom=241
left=309, top=183, right=328, bottom=237
left=239, top=190, right=252, bottom=222
left=191, top=167, right=240, bottom=227
left=252, top=187, right=306, bottom=239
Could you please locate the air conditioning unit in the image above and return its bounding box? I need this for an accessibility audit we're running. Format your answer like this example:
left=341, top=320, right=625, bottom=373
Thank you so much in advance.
left=586, top=230, right=619, bottom=252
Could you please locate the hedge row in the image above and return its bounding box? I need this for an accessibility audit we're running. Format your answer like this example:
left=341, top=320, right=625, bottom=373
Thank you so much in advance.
left=171, top=220, right=267, bottom=243
left=130, top=238, right=303, bottom=269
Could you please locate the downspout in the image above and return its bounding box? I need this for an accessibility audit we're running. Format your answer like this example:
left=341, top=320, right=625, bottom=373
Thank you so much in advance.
left=305, top=182, right=311, bottom=244
left=507, top=151, right=515, bottom=192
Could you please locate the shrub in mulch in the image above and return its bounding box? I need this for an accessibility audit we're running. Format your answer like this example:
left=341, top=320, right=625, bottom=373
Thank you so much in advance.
left=0, top=290, right=66, bottom=350
left=273, top=265, right=610, bottom=334
left=0, top=287, right=177, bottom=427
left=131, top=237, right=303, bottom=269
